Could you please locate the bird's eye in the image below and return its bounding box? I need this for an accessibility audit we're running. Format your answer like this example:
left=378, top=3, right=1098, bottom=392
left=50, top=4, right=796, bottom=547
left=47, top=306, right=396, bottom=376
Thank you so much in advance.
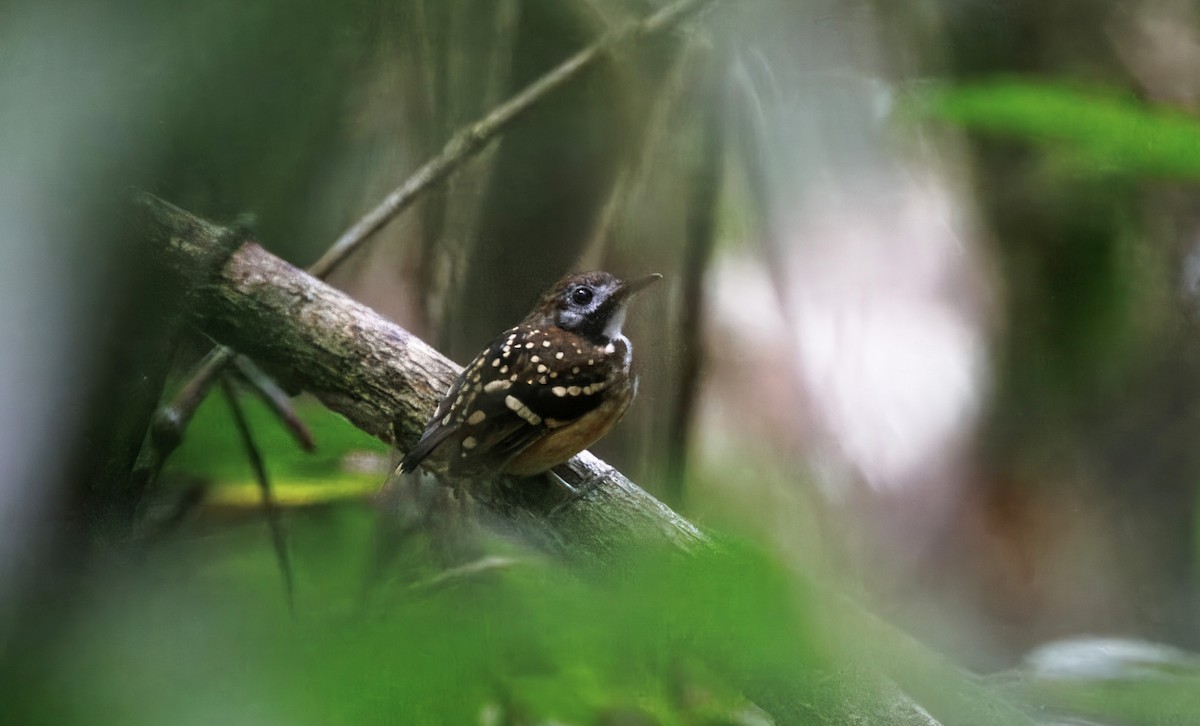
left=570, top=286, right=594, bottom=306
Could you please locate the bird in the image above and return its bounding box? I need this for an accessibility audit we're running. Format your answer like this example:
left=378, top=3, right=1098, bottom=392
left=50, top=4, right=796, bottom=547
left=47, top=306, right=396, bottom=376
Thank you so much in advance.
left=399, top=271, right=662, bottom=489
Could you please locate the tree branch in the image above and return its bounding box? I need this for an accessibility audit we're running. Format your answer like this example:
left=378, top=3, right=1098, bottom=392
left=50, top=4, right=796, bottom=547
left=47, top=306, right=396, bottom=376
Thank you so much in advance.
left=134, top=190, right=708, bottom=563
left=133, top=190, right=1036, bottom=725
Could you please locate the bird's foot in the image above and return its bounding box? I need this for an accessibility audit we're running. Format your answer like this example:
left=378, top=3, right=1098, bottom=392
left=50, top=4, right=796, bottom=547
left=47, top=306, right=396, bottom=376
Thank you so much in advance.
left=546, top=467, right=578, bottom=496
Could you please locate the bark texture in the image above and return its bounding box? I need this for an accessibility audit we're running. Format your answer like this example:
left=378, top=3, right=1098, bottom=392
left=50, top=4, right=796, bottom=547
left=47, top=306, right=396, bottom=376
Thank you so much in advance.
left=133, top=190, right=707, bottom=563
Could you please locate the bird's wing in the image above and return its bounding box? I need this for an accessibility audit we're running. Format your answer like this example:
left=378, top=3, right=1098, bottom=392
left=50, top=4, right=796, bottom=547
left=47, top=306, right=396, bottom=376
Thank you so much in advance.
left=399, top=327, right=619, bottom=474
left=397, top=378, right=462, bottom=473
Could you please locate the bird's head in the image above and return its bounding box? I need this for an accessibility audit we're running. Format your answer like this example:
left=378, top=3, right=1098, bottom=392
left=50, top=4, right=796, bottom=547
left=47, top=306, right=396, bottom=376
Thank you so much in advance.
left=524, top=271, right=662, bottom=343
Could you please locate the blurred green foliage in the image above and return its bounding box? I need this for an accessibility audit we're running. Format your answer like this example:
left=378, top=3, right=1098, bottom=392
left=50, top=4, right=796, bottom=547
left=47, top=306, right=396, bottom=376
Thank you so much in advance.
left=1003, top=674, right=1200, bottom=726
left=918, top=78, right=1187, bottom=482
left=5, top=388, right=1039, bottom=725
left=164, top=391, right=388, bottom=501
left=2, top=503, right=819, bottom=724
left=1, top=389, right=824, bottom=724
left=921, top=80, right=1200, bottom=179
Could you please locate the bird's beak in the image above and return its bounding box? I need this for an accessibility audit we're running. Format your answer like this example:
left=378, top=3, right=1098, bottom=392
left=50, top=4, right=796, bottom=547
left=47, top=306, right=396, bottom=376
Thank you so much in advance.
left=613, top=273, right=663, bottom=303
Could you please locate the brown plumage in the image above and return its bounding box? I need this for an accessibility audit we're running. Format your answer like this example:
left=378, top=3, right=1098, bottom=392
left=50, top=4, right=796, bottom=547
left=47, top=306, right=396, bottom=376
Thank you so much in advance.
left=400, top=271, right=661, bottom=479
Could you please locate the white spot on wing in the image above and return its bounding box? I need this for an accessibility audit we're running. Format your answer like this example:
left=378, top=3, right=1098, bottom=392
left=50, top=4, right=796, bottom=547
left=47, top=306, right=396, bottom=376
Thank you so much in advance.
left=504, top=394, right=542, bottom=425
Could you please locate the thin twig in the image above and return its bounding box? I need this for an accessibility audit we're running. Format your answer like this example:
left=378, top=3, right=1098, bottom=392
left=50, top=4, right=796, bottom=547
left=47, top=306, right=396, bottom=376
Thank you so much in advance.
left=409, top=555, right=525, bottom=593
left=583, top=33, right=701, bottom=265
left=221, top=377, right=296, bottom=615
left=154, top=343, right=316, bottom=459
left=153, top=346, right=235, bottom=455
left=422, top=0, right=522, bottom=338
left=309, top=0, right=719, bottom=279
left=231, top=354, right=316, bottom=452
left=664, top=49, right=724, bottom=504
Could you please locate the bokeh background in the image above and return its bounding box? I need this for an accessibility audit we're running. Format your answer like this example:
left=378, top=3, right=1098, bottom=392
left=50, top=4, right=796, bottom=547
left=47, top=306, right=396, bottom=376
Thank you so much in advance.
left=4, top=0, right=1200, bottom=723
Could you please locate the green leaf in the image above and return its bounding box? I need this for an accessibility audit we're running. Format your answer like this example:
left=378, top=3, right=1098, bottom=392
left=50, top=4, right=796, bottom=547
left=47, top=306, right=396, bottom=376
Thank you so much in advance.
left=919, top=79, right=1200, bottom=178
